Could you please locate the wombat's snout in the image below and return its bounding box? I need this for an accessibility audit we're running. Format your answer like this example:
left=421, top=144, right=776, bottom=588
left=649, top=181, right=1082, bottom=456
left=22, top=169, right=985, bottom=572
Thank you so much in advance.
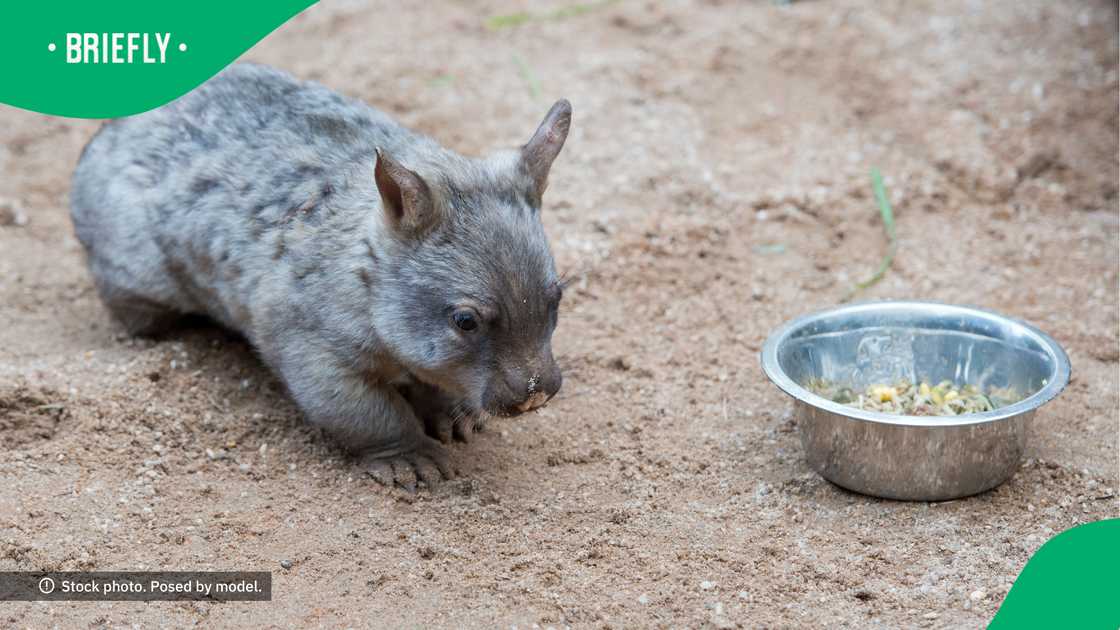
left=484, top=359, right=562, bottom=417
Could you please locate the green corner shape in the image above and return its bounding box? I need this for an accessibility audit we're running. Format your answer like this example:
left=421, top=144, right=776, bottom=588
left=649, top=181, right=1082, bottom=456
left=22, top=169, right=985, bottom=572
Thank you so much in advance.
left=0, top=1, right=318, bottom=118
left=990, top=518, right=1119, bottom=629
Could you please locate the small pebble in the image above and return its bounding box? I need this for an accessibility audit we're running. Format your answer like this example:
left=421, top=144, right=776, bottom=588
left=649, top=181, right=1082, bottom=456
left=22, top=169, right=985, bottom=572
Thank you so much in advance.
left=280, top=559, right=293, bottom=570
left=637, top=593, right=650, bottom=605
left=700, top=580, right=715, bottom=591
left=0, top=199, right=28, bottom=227
left=970, top=589, right=986, bottom=601
left=924, top=612, right=939, bottom=620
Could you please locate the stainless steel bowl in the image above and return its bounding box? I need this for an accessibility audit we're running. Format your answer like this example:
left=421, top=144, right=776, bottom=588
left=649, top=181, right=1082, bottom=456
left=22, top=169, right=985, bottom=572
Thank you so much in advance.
left=760, top=301, right=1070, bottom=501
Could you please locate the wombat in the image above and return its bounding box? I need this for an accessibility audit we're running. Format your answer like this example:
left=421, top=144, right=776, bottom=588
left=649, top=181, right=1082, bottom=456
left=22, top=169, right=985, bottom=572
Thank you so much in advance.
left=70, top=64, right=570, bottom=489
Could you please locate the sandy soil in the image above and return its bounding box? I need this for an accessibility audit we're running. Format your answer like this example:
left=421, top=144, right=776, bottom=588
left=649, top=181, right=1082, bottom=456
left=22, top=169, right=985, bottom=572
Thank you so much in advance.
left=1, top=1, right=1117, bottom=627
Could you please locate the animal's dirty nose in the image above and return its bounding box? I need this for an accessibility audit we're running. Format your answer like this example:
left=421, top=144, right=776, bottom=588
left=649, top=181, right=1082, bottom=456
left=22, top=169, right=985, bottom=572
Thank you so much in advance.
left=517, top=391, right=548, bottom=413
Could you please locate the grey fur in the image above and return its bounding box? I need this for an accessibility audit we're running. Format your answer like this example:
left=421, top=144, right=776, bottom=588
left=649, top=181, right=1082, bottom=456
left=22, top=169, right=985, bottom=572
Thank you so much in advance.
left=70, top=63, right=569, bottom=489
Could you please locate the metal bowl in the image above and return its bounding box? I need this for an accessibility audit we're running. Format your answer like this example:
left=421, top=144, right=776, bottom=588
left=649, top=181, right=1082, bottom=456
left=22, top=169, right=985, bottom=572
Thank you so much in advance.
left=760, top=301, right=1070, bottom=501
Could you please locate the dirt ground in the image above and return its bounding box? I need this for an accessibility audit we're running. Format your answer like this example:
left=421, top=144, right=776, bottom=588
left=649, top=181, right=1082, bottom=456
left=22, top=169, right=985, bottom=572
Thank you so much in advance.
left=1, top=0, right=1117, bottom=627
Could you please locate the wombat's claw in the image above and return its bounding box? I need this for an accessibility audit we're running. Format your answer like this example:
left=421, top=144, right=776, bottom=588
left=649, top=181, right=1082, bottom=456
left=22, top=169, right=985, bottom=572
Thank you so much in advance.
left=360, top=441, right=455, bottom=491
left=454, top=414, right=485, bottom=443
left=424, top=412, right=483, bottom=444
left=452, top=419, right=473, bottom=443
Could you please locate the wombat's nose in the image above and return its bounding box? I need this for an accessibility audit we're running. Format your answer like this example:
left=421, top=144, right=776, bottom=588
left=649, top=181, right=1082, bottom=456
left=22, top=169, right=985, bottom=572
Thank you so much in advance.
left=485, top=362, right=562, bottom=416
left=516, top=391, right=548, bottom=413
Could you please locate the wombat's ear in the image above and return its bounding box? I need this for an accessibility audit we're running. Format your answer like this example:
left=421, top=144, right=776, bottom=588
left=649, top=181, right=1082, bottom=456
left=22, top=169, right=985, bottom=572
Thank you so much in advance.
left=374, top=148, right=436, bottom=236
left=521, top=99, right=572, bottom=200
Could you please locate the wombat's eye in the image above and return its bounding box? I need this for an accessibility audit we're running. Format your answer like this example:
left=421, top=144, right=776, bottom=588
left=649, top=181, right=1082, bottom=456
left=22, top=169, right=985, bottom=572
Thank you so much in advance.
left=452, top=309, right=479, bottom=332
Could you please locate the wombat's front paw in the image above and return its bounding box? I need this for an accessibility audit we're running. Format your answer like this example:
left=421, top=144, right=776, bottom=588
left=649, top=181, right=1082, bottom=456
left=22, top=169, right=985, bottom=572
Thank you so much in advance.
left=358, top=439, right=455, bottom=492
left=422, top=408, right=486, bottom=444
left=401, top=383, right=484, bottom=444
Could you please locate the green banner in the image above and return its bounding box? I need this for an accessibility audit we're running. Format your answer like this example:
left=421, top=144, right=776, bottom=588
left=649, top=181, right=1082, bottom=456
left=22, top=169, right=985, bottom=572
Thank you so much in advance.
left=990, top=518, right=1119, bottom=629
left=0, top=0, right=317, bottom=118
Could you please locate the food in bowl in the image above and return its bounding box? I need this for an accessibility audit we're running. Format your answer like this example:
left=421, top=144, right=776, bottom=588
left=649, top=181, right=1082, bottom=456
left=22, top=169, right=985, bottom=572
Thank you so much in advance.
left=761, top=301, right=1071, bottom=499
left=804, top=378, right=1023, bottom=416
